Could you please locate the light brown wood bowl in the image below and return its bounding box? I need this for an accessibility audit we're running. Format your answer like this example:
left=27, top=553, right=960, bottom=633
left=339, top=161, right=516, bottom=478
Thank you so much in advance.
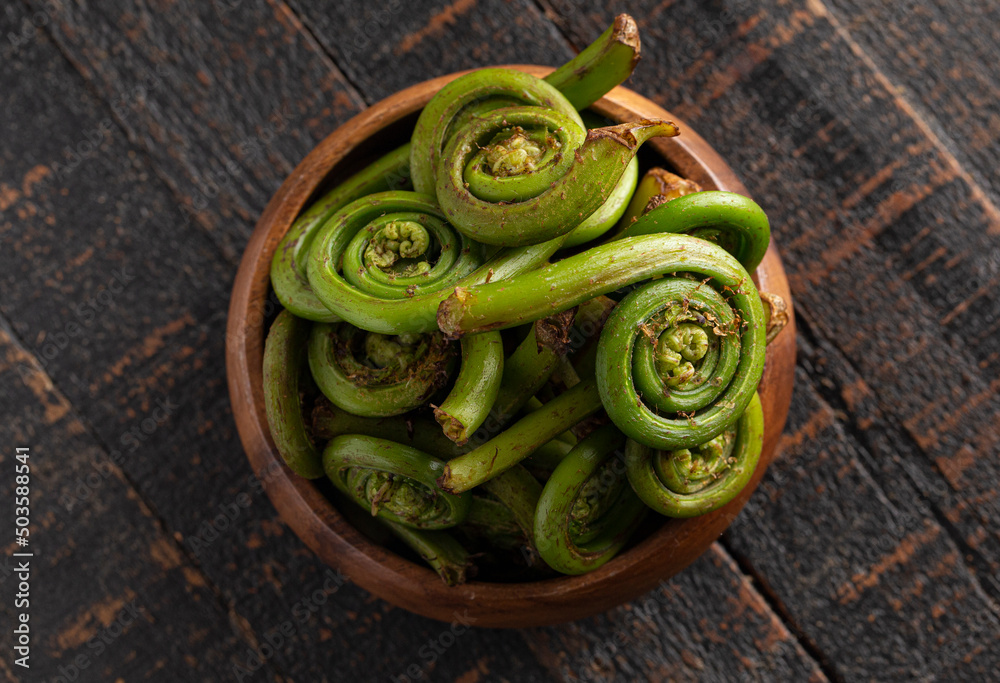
left=226, top=65, right=796, bottom=628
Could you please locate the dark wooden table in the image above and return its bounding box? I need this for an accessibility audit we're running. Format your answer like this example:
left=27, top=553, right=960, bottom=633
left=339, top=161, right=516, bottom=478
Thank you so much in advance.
left=2, top=1, right=999, bottom=681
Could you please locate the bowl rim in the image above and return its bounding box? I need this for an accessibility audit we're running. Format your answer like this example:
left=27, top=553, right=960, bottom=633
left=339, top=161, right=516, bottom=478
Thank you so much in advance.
left=226, top=65, right=796, bottom=628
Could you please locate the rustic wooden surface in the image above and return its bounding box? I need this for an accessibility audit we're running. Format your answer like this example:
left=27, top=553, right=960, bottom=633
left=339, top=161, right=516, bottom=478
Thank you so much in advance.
left=1, top=0, right=997, bottom=680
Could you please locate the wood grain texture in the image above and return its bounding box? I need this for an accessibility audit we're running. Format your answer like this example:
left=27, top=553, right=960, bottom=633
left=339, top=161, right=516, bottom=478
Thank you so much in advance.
left=0, top=325, right=252, bottom=680
left=823, top=0, right=1000, bottom=212
left=3, top=0, right=1000, bottom=678
left=25, top=0, right=367, bottom=262
left=524, top=545, right=826, bottom=682
left=286, top=0, right=575, bottom=102
left=728, top=323, right=1000, bottom=680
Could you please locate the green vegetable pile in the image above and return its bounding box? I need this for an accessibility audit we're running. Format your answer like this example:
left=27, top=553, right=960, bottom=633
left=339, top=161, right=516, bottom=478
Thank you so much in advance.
left=263, top=15, right=786, bottom=584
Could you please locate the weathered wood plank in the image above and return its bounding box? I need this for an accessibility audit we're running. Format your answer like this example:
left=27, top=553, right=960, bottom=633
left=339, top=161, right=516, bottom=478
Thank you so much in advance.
left=727, top=357, right=1000, bottom=680
left=524, top=544, right=828, bottom=682
left=804, top=0, right=1000, bottom=386
left=822, top=0, right=1000, bottom=213
left=23, top=0, right=367, bottom=262
left=286, top=0, right=575, bottom=102
left=0, top=322, right=257, bottom=681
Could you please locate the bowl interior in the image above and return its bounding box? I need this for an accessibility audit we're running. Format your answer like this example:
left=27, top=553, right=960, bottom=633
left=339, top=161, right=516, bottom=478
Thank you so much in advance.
left=226, top=66, right=796, bottom=627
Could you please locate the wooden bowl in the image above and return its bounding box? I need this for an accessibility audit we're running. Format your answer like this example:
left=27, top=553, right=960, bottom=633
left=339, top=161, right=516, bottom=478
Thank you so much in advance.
left=226, top=66, right=796, bottom=628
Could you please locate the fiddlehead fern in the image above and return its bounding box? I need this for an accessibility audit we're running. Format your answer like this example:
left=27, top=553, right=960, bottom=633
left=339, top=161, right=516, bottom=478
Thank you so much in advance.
left=410, top=68, right=584, bottom=196
left=437, top=113, right=679, bottom=246
left=625, top=392, right=764, bottom=517
left=562, top=157, right=639, bottom=249
left=437, top=233, right=766, bottom=342
left=543, top=14, right=641, bottom=110
left=323, top=434, right=471, bottom=529
left=463, top=495, right=525, bottom=550
left=307, top=191, right=566, bottom=334
left=614, top=166, right=702, bottom=236
left=597, top=273, right=765, bottom=451
left=534, top=424, right=648, bottom=574
left=409, top=8, right=639, bottom=201
left=384, top=523, right=473, bottom=586
left=312, top=400, right=466, bottom=459
left=479, top=464, right=542, bottom=549
left=306, top=191, right=486, bottom=331
left=271, top=144, right=413, bottom=321
left=481, top=311, right=575, bottom=436
left=433, top=331, right=504, bottom=444
left=760, top=290, right=790, bottom=344
left=330, top=487, right=472, bottom=585
left=308, top=322, right=456, bottom=417
left=262, top=309, right=324, bottom=479
left=438, top=378, right=604, bottom=493
left=436, top=233, right=766, bottom=451
left=619, top=191, right=771, bottom=273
